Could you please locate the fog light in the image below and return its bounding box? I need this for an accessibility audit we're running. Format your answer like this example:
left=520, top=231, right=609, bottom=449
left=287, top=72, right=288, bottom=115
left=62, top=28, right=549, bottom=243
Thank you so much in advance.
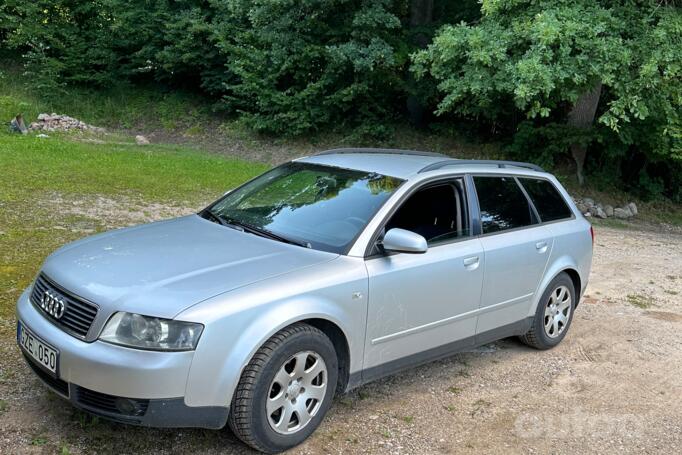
left=115, top=397, right=143, bottom=416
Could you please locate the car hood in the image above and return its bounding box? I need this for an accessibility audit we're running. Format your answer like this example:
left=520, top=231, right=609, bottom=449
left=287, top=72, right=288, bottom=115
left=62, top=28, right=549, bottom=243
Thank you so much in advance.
left=41, top=215, right=338, bottom=319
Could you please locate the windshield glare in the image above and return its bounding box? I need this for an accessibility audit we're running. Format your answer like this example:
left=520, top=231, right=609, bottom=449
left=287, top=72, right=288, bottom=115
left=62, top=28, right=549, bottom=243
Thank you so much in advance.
left=208, top=162, right=404, bottom=253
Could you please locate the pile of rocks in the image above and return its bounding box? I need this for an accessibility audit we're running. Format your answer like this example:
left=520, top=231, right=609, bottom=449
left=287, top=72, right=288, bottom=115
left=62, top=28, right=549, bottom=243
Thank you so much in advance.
left=574, top=197, right=638, bottom=219
left=28, top=113, right=105, bottom=133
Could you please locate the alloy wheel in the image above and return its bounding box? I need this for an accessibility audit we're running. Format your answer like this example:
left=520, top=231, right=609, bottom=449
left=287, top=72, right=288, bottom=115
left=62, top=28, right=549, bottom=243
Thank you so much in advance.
left=266, top=351, right=328, bottom=435
left=544, top=285, right=572, bottom=338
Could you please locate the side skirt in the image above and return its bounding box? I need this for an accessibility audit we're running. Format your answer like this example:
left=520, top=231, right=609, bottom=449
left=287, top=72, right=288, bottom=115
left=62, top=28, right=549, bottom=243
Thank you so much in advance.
left=346, top=317, right=533, bottom=390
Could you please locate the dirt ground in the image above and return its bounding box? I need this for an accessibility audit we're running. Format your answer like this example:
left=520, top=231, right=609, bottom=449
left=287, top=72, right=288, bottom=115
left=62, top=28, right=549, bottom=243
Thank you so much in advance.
left=0, top=203, right=680, bottom=454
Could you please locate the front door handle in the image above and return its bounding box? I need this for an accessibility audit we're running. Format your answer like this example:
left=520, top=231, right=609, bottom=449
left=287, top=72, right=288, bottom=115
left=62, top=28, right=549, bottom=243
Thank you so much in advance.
left=535, top=241, right=548, bottom=253
left=463, top=256, right=480, bottom=270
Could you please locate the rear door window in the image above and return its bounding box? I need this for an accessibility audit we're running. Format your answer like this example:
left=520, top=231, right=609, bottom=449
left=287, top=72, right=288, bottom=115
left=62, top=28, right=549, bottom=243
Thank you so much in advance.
left=473, top=176, right=535, bottom=234
left=518, top=178, right=573, bottom=222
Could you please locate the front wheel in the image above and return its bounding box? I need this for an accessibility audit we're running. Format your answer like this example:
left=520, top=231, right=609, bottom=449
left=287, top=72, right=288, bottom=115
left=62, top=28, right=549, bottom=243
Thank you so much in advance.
left=520, top=272, right=575, bottom=350
left=228, top=323, right=338, bottom=453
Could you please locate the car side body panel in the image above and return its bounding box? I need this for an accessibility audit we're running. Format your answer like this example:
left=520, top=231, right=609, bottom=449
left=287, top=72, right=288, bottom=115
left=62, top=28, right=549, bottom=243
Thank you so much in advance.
left=527, top=219, right=593, bottom=316
left=363, top=236, right=485, bottom=370
left=476, top=224, right=554, bottom=334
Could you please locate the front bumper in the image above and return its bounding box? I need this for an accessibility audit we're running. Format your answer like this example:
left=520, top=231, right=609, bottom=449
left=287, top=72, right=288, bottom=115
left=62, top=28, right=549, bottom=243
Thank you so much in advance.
left=16, top=288, right=229, bottom=429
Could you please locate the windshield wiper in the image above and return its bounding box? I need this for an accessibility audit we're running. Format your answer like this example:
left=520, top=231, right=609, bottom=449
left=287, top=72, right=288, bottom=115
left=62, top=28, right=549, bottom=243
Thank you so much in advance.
left=202, top=210, right=310, bottom=248
left=201, top=209, right=231, bottom=227
left=223, top=216, right=311, bottom=249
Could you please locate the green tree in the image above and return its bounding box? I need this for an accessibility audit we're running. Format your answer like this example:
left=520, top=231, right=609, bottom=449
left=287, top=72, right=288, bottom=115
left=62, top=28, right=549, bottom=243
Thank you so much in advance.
left=216, top=0, right=405, bottom=136
left=413, top=0, right=681, bottom=197
left=106, top=0, right=229, bottom=91
left=0, top=1, right=118, bottom=91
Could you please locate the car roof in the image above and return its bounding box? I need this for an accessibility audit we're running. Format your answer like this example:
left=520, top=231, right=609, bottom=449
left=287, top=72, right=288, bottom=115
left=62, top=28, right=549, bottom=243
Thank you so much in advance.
left=296, top=148, right=546, bottom=179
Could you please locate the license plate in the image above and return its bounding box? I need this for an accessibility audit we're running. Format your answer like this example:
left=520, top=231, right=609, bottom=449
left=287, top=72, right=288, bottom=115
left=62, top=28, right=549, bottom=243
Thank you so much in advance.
left=18, top=322, right=59, bottom=375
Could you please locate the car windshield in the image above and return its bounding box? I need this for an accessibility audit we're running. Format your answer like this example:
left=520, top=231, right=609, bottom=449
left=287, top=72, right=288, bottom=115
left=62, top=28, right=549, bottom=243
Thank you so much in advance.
left=206, top=162, right=404, bottom=254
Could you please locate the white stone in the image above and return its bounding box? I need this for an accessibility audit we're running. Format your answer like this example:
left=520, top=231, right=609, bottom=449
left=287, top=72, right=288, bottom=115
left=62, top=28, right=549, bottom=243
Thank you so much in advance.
left=628, top=202, right=638, bottom=216
left=614, top=208, right=629, bottom=219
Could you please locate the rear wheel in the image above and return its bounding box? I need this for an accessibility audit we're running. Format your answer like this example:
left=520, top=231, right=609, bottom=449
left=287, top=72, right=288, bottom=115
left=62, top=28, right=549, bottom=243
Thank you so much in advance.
left=228, top=323, right=338, bottom=453
left=520, top=272, right=575, bottom=349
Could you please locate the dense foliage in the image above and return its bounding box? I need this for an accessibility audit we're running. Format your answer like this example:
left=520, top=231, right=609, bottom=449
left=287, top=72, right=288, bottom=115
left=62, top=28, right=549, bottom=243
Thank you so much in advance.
left=220, top=0, right=405, bottom=135
left=1, top=0, right=680, bottom=198
left=413, top=0, right=682, bottom=199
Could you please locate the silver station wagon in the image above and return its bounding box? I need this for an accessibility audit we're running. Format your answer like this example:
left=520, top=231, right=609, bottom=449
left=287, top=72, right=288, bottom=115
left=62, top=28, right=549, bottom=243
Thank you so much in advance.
left=17, top=148, right=593, bottom=453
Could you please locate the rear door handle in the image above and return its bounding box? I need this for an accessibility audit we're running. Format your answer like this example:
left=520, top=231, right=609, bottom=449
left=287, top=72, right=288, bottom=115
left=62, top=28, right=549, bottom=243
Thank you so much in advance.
left=536, top=241, right=548, bottom=253
left=463, top=256, right=480, bottom=270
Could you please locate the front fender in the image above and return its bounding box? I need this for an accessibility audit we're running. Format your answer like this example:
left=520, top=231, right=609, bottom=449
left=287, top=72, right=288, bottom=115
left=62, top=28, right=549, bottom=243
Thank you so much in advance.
left=178, top=256, right=368, bottom=408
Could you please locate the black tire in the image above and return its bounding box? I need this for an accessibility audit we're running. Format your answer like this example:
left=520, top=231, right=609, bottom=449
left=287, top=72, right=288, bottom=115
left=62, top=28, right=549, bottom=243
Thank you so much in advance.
left=520, top=272, right=576, bottom=350
left=228, top=323, right=338, bottom=453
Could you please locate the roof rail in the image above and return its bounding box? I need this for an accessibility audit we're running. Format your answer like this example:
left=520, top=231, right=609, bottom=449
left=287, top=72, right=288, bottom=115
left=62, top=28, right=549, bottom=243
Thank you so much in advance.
left=316, top=148, right=447, bottom=158
left=418, top=159, right=544, bottom=173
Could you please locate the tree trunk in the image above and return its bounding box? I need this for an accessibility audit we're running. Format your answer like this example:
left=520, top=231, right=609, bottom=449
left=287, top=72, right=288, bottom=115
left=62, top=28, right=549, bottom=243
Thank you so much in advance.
left=407, top=0, right=434, bottom=126
left=567, top=82, right=602, bottom=186
left=410, top=0, right=434, bottom=30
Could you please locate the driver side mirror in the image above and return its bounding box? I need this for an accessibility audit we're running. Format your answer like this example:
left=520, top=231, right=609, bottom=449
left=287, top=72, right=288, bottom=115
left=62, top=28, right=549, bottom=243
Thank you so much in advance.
left=381, top=228, right=428, bottom=254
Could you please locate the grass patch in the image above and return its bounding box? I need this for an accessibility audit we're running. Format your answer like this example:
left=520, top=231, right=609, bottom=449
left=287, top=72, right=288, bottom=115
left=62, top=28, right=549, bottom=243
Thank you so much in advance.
left=0, top=133, right=267, bottom=203
left=357, top=389, right=371, bottom=400
left=448, top=386, right=462, bottom=395
left=455, top=369, right=470, bottom=378
left=470, top=398, right=491, bottom=417
left=338, top=397, right=353, bottom=407
left=30, top=435, right=49, bottom=446
left=589, top=218, right=631, bottom=230
left=626, top=294, right=655, bottom=309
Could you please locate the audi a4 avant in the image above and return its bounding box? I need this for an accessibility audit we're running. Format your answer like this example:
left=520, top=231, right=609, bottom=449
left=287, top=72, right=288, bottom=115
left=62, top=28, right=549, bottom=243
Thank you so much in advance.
left=17, top=148, right=593, bottom=453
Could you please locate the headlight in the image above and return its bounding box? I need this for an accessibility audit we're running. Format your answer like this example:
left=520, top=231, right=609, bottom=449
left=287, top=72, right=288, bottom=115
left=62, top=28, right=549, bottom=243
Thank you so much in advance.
left=99, top=312, right=203, bottom=351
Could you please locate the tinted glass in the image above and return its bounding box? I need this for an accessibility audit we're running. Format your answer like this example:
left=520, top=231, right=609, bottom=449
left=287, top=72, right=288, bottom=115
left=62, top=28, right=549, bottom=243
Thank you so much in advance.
left=519, top=178, right=573, bottom=222
left=387, top=181, right=469, bottom=245
left=474, top=176, right=534, bottom=234
left=209, top=162, right=403, bottom=253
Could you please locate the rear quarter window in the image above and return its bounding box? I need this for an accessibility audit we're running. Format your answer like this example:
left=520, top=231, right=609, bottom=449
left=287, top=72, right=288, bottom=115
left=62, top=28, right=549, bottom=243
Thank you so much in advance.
left=473, top=176, right=535, bottom=234
left=519, top=178, right=573, bottom=222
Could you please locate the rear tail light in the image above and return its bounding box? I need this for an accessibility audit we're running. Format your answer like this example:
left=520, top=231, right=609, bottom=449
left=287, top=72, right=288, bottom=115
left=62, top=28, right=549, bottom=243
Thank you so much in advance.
left=590, top=225, right=595, bottom=247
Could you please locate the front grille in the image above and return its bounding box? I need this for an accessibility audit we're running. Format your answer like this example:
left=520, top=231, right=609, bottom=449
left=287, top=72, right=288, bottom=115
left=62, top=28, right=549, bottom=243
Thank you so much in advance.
left=75, top=386, right=149, bottom=418
left=23, top=353, right=69, bottom=397
left=30, top=274, right=98, bottom=339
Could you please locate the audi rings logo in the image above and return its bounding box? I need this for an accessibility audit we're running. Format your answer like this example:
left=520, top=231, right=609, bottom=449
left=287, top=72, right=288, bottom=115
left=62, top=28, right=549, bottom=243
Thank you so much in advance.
left=41, top=290, right=67, bottom=319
